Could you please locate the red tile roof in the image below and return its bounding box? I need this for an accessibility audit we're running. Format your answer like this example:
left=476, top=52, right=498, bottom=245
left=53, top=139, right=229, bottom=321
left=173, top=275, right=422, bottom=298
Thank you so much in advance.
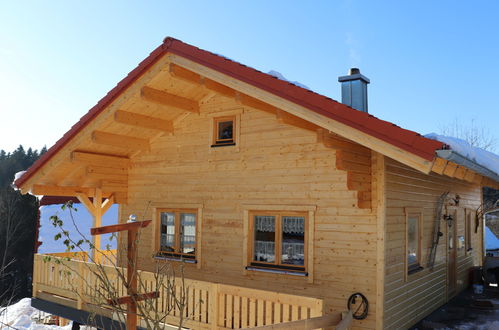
left=15, top=37, right=444, bottom=188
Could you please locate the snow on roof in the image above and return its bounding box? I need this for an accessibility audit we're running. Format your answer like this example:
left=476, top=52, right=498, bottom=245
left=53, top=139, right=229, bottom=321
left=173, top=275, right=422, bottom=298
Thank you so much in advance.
left=425, top=133, right=499, bottom=176
left=267, top=70, right=311, bottom=90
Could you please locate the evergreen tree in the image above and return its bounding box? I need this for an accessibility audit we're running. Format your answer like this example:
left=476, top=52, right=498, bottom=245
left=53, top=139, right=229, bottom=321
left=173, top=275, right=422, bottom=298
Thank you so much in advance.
left=0, top=145, right=45, bottom=305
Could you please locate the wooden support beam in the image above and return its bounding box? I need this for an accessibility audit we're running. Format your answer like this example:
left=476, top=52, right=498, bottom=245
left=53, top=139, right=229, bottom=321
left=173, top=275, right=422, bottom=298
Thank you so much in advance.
left=31, top=184, right=94, bottom=197
left=431, top=157, right=447, bottom=175
left=76, top=193, right=96, bottom=216
left=91, top=220, right=151, bottom=236
left=93, top=188, right=103, bottom=252
left=276, top=109, right=319, bottom=131
left=114, top=110, right=173, bottom=133
left=170, top=63, right=235, bottom=97
left=442, top=162, right=458, bottom=178
left=464, top=170, right=476, bottom=183
left=454, top=166, right=467, bottom=180
left=71, top=151, right=130, bottom=168
left=107, top=291, right=159, bottom=306
left=87, top=165, right=127, bottom=176
left=92, top=131, right=150, bottom=151
left=141, top=86, right=199, bottom=113
left=102, top=194, right=115, bottom=214
left=169, top=63, right=203, bottom=85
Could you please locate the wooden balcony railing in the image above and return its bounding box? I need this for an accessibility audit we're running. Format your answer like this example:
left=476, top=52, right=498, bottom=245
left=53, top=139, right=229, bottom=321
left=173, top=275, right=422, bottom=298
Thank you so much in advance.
left=45, top=249, right=117, bottom=266
left=33, top=254, right=324, bottom=329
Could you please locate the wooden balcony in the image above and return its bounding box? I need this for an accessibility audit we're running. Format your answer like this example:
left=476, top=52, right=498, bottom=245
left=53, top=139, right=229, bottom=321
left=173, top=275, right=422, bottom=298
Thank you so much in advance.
left=33, top=254, right=325, bottom=329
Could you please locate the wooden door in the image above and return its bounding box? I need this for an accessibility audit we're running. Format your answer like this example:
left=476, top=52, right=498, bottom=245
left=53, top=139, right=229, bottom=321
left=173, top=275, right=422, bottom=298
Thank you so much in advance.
left=447, top=208, right=457, bottom=298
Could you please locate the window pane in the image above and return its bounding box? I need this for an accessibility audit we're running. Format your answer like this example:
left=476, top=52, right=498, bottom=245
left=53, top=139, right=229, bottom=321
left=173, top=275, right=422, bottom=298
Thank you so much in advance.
left=407, top=216, right=419, bottom=266
left=281, top=216, right=305, bottom=266
left=180, top=213, right=196, bottom=254
left=160, top=212, right=175, bottom=252
left=254, top=215, right=275, bottom=263
left=218, top=121, right=233, bottom=140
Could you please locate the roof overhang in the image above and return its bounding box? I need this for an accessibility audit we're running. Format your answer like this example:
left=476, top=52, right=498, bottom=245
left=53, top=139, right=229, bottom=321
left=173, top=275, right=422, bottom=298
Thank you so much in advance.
left=17, top=37, right=480, bottom=198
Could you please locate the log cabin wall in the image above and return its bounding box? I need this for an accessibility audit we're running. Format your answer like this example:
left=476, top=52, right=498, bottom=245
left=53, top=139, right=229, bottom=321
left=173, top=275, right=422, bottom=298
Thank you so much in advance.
left=384, top=158, right=482, bottom=329
left=117, top=94, right=378, bottom=329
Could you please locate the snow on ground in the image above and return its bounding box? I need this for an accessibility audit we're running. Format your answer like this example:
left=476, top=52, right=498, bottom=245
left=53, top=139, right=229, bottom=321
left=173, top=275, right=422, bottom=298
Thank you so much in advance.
left=425, top=133, right=499, bottom=176
left=0, top=298, right=70, bottom=329
left=267, top=70, right=311, bottom=90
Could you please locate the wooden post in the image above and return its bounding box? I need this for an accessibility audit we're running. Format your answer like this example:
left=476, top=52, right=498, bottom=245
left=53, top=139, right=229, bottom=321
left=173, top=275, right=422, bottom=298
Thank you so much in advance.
left=210, top=283, right=219, bottom=330
left=91, top=220, right=155, bottom=330
left=77, top=261, right=84, bottom=309
left=93, top=188, right=103, bottom=256
left=127, top=227, right=138, bottom=330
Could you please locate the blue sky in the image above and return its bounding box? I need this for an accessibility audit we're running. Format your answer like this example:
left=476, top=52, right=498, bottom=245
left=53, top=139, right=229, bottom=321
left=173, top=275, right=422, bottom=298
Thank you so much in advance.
left=0, top=1, right=498, bottom=152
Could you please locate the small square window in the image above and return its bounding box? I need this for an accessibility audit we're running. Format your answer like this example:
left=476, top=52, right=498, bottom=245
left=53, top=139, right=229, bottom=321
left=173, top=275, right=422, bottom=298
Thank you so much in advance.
left=212, top=116, right=236, bottom=147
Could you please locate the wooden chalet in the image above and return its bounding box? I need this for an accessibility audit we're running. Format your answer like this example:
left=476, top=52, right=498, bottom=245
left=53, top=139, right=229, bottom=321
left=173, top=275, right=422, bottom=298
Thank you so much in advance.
left=15, top=38, right=499, bottom=329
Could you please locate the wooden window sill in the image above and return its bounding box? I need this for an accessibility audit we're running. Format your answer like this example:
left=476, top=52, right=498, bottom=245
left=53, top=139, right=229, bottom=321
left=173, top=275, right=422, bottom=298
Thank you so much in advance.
left=154, top=255, right=197, bottom=264
left=211, top=142, right=236, bottom=148
left=246, top=266, right=307, bottom=277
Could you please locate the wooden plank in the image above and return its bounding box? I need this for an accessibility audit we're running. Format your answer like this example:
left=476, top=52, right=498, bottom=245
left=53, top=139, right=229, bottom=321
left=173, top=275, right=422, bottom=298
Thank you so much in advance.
left=76, top=193, right=96, bottom=216
left=86, top=165, right=127, bottom=175
left=71, top=151, right=130, bottom=167
left=107, top=291, right=159, bottom=305
left=240, top=312, right=342, bottom=330
left=101, top=194, right=115, bottom=214
left=31, top=184, right=94, bottom=197
left=114, top=110, right=174, bottom=133
left=373, top=151, right=386, bottom=330
left=141, top=86, right=199, bottom=113
left=265, top=301, right=273, bottom=325
left=91, top=220, right=151, bottom=235
left=431, top=157, right=447, bottom=175
left=92, top=130, right=150, bottom=150
left=442, top=162, right=458, bottom=178
left=276, top=109, right=319, bottom=132
left=454, top=166, right=467, bottom=180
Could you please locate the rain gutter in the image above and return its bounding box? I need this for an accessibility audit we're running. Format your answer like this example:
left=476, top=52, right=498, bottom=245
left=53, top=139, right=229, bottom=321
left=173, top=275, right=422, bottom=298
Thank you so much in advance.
left=436, top=149, right=499, bottom=183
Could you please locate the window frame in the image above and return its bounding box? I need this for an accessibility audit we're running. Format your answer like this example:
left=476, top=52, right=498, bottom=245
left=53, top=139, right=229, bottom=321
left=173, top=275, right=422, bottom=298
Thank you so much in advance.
left=153, top=204, right=203, bottom=268
left=208, top=109, right=242, bottom=150
left=465, top=208, right=474, bottom=254
left=405, top=208, right=423, bottom=279
left=242, top=205, right=316, bottom=283
left=212, top=115, right=236, bottom=147
left=249, top=211, right=307, bottom=271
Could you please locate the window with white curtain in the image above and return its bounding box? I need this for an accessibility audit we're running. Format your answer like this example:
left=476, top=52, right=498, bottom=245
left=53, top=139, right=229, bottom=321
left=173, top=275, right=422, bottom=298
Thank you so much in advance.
left=158, top=209, right=196, bottom=259
left=251, top=211, right=306, bottom=271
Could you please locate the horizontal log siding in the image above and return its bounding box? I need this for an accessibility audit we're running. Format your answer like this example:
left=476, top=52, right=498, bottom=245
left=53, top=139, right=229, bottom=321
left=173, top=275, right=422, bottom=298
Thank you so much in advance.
left=384, top=158, right=482, bottom=329
left=119, top=95, right=377, bottom=329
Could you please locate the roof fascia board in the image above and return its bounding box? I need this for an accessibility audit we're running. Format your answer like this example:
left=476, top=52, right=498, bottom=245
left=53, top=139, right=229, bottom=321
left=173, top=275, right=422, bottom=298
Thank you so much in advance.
left=168, top=53, right=433, bottom=174
left=436, top=150, right=499, bottom=183
left=16, top=52, right=173, bottom=193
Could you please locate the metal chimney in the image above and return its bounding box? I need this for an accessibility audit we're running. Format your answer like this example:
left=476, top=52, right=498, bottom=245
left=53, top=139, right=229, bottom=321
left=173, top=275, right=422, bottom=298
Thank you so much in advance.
left=338, top=68, right=370, bottom=112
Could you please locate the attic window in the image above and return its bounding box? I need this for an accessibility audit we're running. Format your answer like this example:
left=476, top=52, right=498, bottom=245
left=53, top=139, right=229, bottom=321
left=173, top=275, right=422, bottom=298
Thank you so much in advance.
left=212, top=116, right=235, bottom=147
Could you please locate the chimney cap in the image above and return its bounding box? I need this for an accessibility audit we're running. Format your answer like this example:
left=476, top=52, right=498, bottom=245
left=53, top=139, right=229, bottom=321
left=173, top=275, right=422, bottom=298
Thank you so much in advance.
left=338, top=68, right=370, bottom=84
